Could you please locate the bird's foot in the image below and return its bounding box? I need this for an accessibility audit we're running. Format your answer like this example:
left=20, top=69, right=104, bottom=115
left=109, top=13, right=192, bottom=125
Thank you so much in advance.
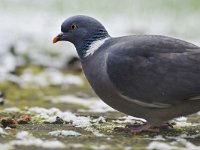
left=114, top=122, right=173, bottom=134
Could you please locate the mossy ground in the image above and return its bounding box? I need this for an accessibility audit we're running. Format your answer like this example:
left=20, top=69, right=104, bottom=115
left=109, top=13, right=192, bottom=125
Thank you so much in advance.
left=1, top=66, right=200, bottom=150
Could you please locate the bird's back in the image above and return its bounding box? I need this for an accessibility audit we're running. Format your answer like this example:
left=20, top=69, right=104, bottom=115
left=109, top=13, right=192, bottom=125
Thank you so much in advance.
left=105, top=35, right=200, bottom=105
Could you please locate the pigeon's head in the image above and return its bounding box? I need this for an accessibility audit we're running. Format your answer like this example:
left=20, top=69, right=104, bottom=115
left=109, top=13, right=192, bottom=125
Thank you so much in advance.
left=53, top=15, right=110, bottom=59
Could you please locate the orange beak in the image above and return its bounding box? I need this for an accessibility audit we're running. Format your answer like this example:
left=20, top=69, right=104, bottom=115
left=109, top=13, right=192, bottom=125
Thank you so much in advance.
left=53, top=36, right=59, bottom=44
left=53, top=33, right=64, bottom=44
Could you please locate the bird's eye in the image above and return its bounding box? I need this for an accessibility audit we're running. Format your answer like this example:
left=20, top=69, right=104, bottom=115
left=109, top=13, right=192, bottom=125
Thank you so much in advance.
left=71, top=24, right=78, bottom=30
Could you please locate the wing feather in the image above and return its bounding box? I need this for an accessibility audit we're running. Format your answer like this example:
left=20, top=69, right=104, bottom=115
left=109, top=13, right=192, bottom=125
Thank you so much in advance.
left=106, top=35, right=200, bottom=108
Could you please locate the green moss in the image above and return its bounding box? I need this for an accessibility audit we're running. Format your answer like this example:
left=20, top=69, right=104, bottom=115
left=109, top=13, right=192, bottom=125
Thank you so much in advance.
left=0, top=79, right=89, bottom=111
left=15, top=65, right=45, bottom=75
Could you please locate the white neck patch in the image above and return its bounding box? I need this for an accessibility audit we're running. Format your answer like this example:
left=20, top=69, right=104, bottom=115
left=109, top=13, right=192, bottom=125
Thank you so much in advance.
left=84, top=37, right=110, bottom=57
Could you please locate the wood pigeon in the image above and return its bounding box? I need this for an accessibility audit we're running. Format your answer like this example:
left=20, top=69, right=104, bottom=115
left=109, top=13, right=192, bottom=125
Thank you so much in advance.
left=53, top=15, right=200, bottom=133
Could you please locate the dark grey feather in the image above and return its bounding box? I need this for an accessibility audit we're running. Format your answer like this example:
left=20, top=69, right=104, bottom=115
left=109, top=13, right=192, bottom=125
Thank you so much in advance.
left=106, top=35, right=200, bottom=107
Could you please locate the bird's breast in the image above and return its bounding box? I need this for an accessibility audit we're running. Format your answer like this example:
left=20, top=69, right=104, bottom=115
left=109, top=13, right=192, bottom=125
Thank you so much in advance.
left=81, top=53, right=145, bottom=116
left=81, top=52, right=113, bottom=96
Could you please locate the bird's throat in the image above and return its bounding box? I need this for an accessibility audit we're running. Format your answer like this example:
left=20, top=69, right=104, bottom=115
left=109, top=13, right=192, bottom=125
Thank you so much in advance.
left=76, top=30, right=110, bottom=59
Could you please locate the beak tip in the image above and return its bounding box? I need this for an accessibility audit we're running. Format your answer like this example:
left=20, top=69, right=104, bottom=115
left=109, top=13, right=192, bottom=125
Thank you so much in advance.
left=53, top=37, right=59, bottom=44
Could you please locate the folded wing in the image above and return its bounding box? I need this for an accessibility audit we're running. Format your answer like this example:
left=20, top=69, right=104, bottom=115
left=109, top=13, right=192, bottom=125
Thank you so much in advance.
left=106, top=35, right=200, bottom=108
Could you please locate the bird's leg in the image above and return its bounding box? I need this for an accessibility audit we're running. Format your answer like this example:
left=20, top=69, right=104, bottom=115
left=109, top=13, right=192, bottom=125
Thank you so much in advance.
left=114, top=122, right=173, bottom=134
left=114, top=123, right=159, bottom=134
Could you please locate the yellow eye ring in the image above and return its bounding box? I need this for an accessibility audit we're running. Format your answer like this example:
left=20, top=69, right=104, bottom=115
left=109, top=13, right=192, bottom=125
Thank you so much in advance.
left=71, top=24, right=78, bottom=30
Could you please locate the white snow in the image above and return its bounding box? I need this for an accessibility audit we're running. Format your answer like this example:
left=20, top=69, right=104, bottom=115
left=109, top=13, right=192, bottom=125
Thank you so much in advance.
left=0, top=127, right=7, bottom=135
left=0, top=53, right=16, bottom=74
left=28, top=107, right=91, bottom=128
left=28, top=107, right=113, bottom=136
left=10, top=131, right=65, bottom=149
left=72, top=116, right=91, bottom=127
left=49, top=130, right=81, bottom=137
left=91, top=145, right=111, bottom=150
left=47, top=95, right=115, bottom=112
left=148, top=135, right=200, bottom=150
left=113, top=116, right=146, bottom=124
left=3, top=107, right=21, bottom=112
left=16, top=131, right=30, bottom=139
left=0, top=144, right=13, bottom=150
left=19, top=69, right=84, bottom=87
left=147, top=141, right=176, bottom=150
left=92, top=116, right=106, bottom=124
left=166, top=133, right=200, bottom=140
left=86, top=126, right=107, bottom=137
left=152, top=135, right=166, bottom=141
left=174, top=117, right=194, bottom=127
left=178, top=139, right=200, bottom=150
left=5, top=127, right=12, bottom=130
left=70, top=144, right=83, bottom=148
left=0, top=69, right=84, bottom=87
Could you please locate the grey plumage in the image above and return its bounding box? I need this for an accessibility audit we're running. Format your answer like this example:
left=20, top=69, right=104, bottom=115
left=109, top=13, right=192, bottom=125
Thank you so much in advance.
left=54, top=15, right=200, bottom=127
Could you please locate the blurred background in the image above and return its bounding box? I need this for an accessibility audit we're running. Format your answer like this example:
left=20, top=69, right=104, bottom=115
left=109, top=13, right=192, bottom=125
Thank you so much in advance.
left=0, top=0, right=200, bottom=75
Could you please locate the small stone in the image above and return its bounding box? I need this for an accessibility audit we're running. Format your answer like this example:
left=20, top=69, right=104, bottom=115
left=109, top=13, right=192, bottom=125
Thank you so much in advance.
left=17, top=114, right=31, bottom=124
left=54, top=116, right=64, bottom=124
left=1, top=117, right=18, bottom=128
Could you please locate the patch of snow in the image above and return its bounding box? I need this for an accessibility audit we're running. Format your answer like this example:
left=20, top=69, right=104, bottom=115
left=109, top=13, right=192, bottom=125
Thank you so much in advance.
left=19, top=69, right=84, bottom=87
left=147, top=141, right=176, bottom=150
left=48, top=95, right=115, bottom=112
left=86, top=127, right=107, bottom=137
left=47, top=116, right=57, bottom=123
left=152, top=135, right=166, bottom=141
left=72, top=116, right=91, bottom=127
left=16, top=131, right=30, bottom=139
left=63, top=74, right=84, bottom=86
left=49, top=130, right=81, bottom=137
left=29, top=107, right=60, bottom=115
left=3, top=107, right=21, bottom=112
left=0, top=73, right=21, bottom=84
left=10, top=139, right=65, bottom=149
left=148, top=136, right=200, bottom=150
left=174, top=117, right=194, bottom=127
left=11, top=131, right=65, bottom=149
left=0, top=144, right=13, bottom=150
left=92, top=116, right=106, bottom=124
left=0, top=127, right=7, bottom=135
left=197, top=111, right=200, bottom=115
left=176, top=116, right=187, bottom=122
left=179, top=133, right=200, bottom=139
left=41, top=141, right=65, bottom=149
left=0, top=53, right=16, bottom=74
left=28, top=107, right=91, bottom=128
left=124, top=147, right=133, bottom=150
left=91, top=145, right=111, bottom=150
left=70, top=144, right=83, bottom=148
left=113, top=116, right=146, bottom=124
left=178, top=138, right=200, bottom=150
left=166, top=133, right=200, bottom=140
left=5, top=127, right=12, bottom=130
